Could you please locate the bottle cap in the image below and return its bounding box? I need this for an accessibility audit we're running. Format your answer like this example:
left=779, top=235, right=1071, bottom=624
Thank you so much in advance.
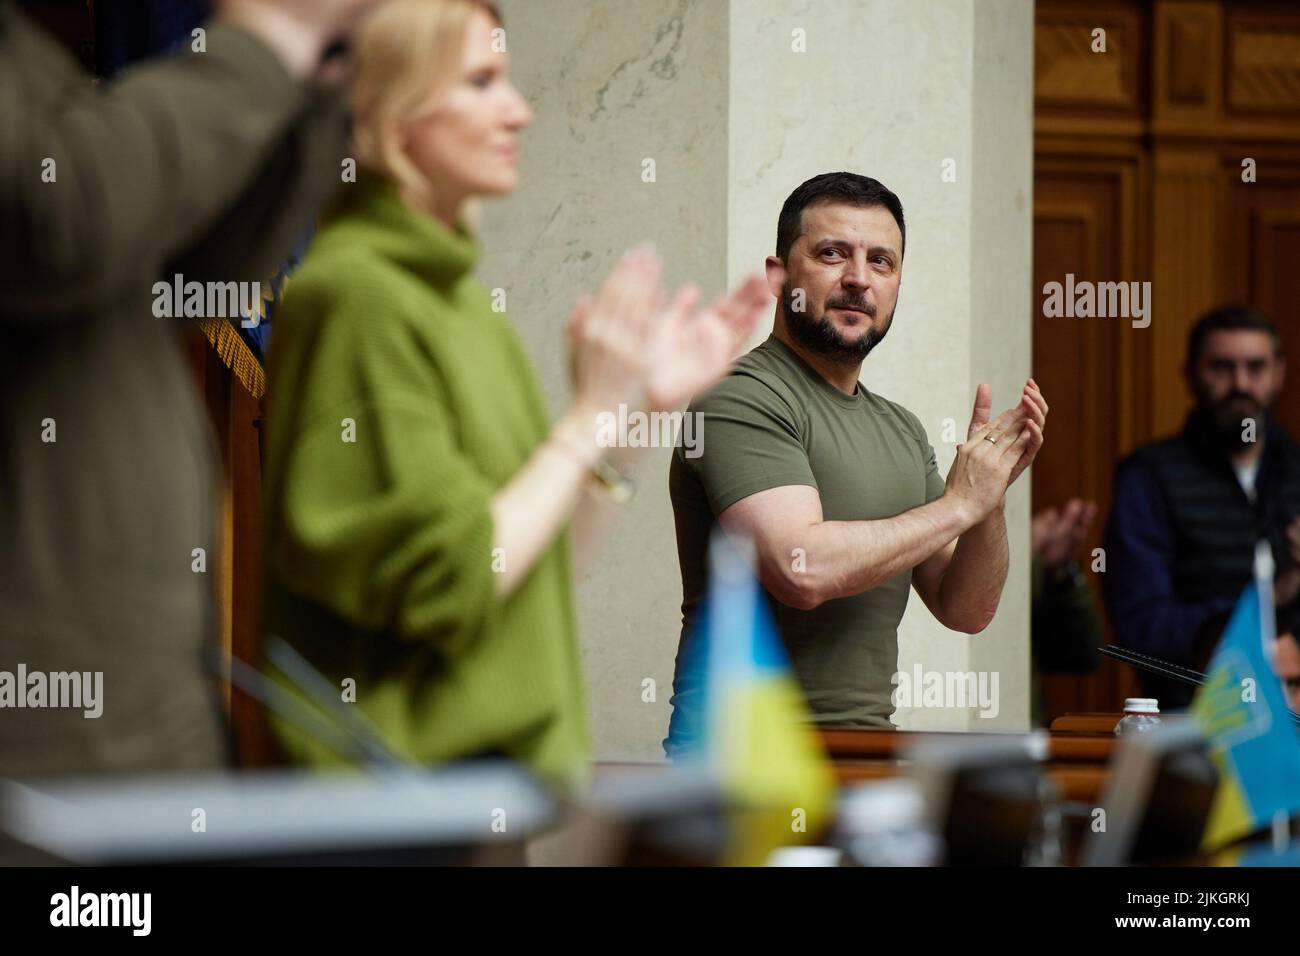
left=1123, top=697, right=1159, bottom=714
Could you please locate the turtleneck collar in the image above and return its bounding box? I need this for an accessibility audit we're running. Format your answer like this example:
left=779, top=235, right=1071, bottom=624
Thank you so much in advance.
left=328, top=173, right=478, bottom=289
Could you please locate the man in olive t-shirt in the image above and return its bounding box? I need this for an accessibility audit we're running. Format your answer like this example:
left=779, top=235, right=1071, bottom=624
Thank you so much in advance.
left=666, top=173, right=1047, bottom=752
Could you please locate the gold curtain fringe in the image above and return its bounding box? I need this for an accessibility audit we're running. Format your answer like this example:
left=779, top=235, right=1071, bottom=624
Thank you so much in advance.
left=198, top=318, right=266, bottom=399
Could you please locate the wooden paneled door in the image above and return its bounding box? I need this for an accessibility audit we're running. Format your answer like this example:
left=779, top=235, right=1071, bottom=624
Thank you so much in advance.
left=1033, top=0, right=1300, bottom=722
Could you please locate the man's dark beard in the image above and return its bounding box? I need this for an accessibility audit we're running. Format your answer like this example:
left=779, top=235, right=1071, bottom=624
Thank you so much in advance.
left=781, top=282, right=892, bottom=362
left=1198, top=390, right=1268, bottom=449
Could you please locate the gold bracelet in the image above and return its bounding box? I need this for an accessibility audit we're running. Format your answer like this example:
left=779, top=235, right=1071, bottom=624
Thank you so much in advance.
left=545, top=433, right=637, bottom=504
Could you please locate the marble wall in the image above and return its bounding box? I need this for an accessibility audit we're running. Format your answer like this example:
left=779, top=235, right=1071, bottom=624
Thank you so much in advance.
left=480, top=0, right=1034, bottom=758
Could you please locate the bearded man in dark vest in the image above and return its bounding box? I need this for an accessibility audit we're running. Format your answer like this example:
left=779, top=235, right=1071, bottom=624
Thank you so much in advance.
left=1103, top=306, right=1300, bottom=707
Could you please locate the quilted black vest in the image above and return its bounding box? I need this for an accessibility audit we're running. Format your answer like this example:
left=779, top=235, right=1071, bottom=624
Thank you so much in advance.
left=1137, top=410, right=1300, bottom=604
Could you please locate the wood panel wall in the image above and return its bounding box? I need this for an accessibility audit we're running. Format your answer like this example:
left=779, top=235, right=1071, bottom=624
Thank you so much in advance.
left=182, top=332, right=276, bottom=765
left=1033, top=0, right=1300, bottom=721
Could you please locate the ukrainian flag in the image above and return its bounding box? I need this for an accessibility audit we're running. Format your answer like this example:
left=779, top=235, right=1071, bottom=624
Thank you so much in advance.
left=673, top=531, right=836, bottom=865
left=1191, top=542, right=1300, bottom=850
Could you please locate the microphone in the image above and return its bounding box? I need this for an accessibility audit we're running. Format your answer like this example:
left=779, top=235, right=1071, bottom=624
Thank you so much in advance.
left=1099, top=644, right=1300, bottom=727
left=210, top=637, right=415, bottom=776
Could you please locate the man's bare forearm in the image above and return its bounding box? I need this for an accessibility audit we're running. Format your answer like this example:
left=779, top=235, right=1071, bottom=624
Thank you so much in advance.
left=769, top=495, right=977, bottom=608
left=937, top=503, right=1009, bottom=632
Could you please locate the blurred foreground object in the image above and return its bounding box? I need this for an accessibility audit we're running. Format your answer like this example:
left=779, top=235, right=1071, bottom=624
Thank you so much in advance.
left=833, top=777, right=941, bottom=867
left=667, top=531, right=836, bottom=866
left=1083, top=718, right=1217, bottom=866
left=0, top=763, right=551, bottom=865
left=907, top=733, right=1062, bottom=866
left=0, top=0, right=348, bottom=777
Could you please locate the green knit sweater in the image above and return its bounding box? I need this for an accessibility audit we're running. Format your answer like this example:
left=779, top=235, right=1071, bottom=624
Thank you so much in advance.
left=260, top=176, right=587, bottom=787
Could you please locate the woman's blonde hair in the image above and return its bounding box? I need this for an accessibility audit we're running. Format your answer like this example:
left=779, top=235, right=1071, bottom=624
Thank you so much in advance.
left=350, top=0, right=504, bottom=207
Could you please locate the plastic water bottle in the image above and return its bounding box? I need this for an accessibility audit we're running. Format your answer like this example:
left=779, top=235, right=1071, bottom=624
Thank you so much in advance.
left=1114, top=698, right=1162, bottom=736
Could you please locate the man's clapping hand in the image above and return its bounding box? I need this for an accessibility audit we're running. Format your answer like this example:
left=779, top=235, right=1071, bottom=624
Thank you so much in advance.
left=943, top=380, right=1047, bottom=523
left=1032, top=498, right=1097, bottom=572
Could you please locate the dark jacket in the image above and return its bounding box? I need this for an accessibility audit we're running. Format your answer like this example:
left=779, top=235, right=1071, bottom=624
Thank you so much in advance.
left=0, top=4, right=347, bottom=777
left=1102, top=408, right=1300, bottom=707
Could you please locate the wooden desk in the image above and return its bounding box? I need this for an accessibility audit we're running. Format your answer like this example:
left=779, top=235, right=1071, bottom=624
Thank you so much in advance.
left=1050, top=713, right=1124, bottom=735
left=816, top=727, right=1118, bottom=803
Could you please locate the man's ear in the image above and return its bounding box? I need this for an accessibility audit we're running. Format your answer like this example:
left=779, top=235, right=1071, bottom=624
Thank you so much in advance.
left=764, top=256, right=786, bottom=298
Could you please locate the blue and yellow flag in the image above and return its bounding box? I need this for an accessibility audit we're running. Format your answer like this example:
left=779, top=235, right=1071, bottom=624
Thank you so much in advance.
left=671, top=532, right=836, bottom=865
left=1191, top=542, right=1300, bottom=850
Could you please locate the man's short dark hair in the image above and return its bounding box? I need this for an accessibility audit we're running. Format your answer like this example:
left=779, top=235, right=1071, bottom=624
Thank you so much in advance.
left=1185, top=305, right=1285, bottom=370
left=775, top=172, right=906, bottom=264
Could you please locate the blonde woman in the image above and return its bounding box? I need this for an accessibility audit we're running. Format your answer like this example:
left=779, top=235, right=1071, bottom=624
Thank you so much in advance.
left=260, top=0, right=773, bottom=787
